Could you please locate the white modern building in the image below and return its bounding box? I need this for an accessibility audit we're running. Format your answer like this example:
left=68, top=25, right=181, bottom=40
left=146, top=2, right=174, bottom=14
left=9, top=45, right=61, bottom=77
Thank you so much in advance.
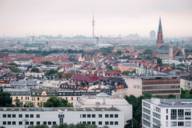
left=142, top=98, right=192, bottom=128
left=0, top=107, right=124, bottom=128
left=75, top=93, right=133, bottom=126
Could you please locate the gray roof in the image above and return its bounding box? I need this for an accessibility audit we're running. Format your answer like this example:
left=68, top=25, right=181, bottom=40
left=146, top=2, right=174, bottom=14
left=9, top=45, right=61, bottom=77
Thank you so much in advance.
left=0, top=107, right=119, bottom=112
left=144, top=98, right=192, bottom=108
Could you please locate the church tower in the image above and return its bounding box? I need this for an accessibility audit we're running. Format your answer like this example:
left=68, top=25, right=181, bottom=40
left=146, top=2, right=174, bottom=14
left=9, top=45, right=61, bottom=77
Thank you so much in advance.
left=156, top=18, right=164, bottom=48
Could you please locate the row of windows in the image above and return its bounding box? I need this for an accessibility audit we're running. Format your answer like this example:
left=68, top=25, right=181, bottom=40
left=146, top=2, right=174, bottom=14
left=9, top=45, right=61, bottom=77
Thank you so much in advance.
left=143, top=108, right=150, bottom=115
left=81, top=114, right=118, bottom=118
left=2, top=121, right=56, bottom=126
left=2, top=114, right=40, bottom=118
left=143, top=102, right=150, bottom=108
left=81, top=121, right=119, bottom=126
left=153, top=112, right=160, bottom=119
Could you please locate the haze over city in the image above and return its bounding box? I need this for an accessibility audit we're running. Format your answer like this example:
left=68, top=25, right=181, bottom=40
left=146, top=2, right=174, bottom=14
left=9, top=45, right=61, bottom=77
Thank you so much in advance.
left=0, top=0, right=192, bottom=37
left=1, top=1, right=192, bottom=128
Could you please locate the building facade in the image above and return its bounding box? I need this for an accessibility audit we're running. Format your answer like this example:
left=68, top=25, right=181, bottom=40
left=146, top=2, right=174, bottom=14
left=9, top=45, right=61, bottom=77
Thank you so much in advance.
left=0, top=107, right=124, bottom=128
left=142, top=98, right=192, bottom=128
left=142, top=77, right=180, bottom=97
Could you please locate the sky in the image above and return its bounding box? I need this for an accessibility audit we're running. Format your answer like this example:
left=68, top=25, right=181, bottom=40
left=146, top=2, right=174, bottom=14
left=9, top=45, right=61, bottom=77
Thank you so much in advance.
left=0, top=0, right=192, bottom=37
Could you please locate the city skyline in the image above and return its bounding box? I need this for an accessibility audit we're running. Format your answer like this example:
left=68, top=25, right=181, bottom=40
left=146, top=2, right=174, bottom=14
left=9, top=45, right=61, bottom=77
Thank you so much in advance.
left=0, top=0, right=192, bottom=37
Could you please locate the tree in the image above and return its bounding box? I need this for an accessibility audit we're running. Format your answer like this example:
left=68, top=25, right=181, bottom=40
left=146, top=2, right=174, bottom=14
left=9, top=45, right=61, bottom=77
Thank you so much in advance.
left=15, top=98, right=22, bottom=107
left=156, top=58, right=162, bottom=66
left=44, top=97, right=72, bottom=107
left=0, top=92, right=12, bottom=107
left=24, top=101, right=34, bottom=107
left=31, top=67, right=40, bottom=73
left=8, top=65, right=21, bottom=73
left=181, top=89, right=192, bottom=99
left=31, top=125, right=48, bottom=128
left=42, top=61, right=54, bottom=65
left=125, top=93, right=152, bottom=128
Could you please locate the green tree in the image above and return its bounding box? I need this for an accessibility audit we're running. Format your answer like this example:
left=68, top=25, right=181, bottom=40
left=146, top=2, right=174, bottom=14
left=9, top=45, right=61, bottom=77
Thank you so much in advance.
left=42, top=61, right=54, bottom=65
left=44, top=97, right=72, bottom=107
left=9, top=65, right=21, bottom=73
left=181, top=89, right=192, bottom=99
left=45, top=69, right=58, bottom=76
left=15, top=98, right=23, bottom=107
left=0, top=92, right=12, bottom=107
left=156, top=58, right=162, bottom=66
left=31, top=125, right=49, bottom=128
left=31, top=67, right=40, bottom=73
left=24, top=101, right=34, bottom=107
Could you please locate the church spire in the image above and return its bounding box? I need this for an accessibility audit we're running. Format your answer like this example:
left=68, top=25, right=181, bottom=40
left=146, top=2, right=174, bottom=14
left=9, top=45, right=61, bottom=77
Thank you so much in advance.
left=156, top=17, right=164, bottom=48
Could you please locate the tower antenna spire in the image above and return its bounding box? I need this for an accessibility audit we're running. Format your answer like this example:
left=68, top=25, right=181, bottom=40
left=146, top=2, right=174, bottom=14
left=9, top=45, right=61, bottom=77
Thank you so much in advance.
left=92, top=14, right=95, bottom=38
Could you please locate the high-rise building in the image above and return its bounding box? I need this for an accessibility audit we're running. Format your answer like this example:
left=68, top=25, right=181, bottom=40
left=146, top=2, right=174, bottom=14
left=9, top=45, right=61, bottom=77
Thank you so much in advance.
left=150, top=30, right=156, bottom=40
left=156, top=18, right=164, bottom=48
left=92, top=15, right=95, bottom=38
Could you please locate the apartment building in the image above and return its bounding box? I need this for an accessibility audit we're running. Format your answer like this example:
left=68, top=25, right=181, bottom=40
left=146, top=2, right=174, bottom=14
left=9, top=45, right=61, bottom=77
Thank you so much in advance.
left=142, top=98, right=192, bottom=128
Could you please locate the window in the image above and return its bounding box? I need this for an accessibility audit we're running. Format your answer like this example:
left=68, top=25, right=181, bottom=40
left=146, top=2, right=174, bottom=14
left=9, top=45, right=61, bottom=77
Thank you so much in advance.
left=87, top=121, right=91, bottom=124
left=12, top=121, right=16, bottom=125
left=143, top=102, right=151, bottom=108
left=30, top=114, right=34, bottom=118
left=26, top=121, right=29, bottom=125
left=8, top=121, right=11, bottom=125
left=19, top=121, right=22, bottom=125
left=36, top=114, right=40, bottom=118
left=166, top=109, right=168, bottom=114
left=3, top=114, right=6, bottom=118
left=87, top=114, right=91, bottom=118
left=92, top=114, right=95, bottom=118
left=48, top=121, right=51, bottom=125
left=82, top=121, right=86, bottom=124
left=185, top=111, right=191, bottom=120
left=3, top=121, right=6, bottom=125
left=143, top=108, right=151, bottom=115
left=143, top=113, right=150, bottom=120
left=110, top=114, right=113, bottom=118
left=19, top=114, right=22, bottom=118
left=25, top=114, right=29, bottom=118
left=43, top=121, right=47, bottom=125
left=166, top=115, right=168, bottom=120
left=171, top=109, right=177, bottom=120
left=178, top=122, right=184, bottom=126
left=115, top=114, right=118, bottom=118
left=105, top=121, right=109, bottom=125
left=98, top=121, right=102, bottom=125
left=178, top=109, right=184, bottom=120
left=36, top=121, right=40, bottom=125
left=185, top=121, right=191, bottom=127
left=30, top=122, right=34, bottom=125
left=92, top=121, right=95, bottom=125
left=12, top=114, right=16, bottom=118
left=8, top=114, right=11, bottom=118
left=98, top=114, right=102, bottom=118
left=105, top=114, right=109, bottom=118
left=115, top=121, right=118, bottom=125
left=110, top=121, right=113, bottom=125
left=171, top=121, right=177, bottom=126
left=82, top=114, right=86, bottom=118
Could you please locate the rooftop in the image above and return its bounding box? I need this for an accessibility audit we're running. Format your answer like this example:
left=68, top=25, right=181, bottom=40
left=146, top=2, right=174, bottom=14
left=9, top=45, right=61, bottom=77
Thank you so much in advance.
left=0, top=107, right=119, bottom=112
left=144, top=98, right=192, bottom=107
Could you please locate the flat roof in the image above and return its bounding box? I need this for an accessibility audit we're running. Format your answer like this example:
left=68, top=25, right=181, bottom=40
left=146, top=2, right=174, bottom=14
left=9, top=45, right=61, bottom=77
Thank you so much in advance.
left=0, top=107, right=120, bottom=112
left=144, top=98, right=192, bottom=108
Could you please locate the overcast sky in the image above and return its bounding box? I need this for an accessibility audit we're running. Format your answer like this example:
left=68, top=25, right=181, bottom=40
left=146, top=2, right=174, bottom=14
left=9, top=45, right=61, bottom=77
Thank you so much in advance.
left=0, top=0, right=192, bottom=37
